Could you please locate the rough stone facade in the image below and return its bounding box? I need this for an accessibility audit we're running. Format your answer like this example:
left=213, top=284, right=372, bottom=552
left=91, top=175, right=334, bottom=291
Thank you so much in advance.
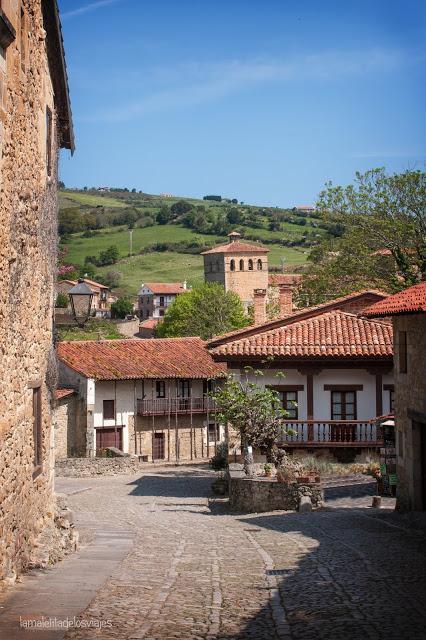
left=0, top=0, right=72, bottom=583
left=53, top=394, right=80, bottom=459
left=393, top=315, right=426, bottom=510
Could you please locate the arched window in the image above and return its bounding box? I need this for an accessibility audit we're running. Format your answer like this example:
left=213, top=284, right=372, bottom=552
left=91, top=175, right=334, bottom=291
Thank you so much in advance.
left=248, top=259, right=253, bottom=271
left=230, top=259, right=235, bottom=272
left=239, top=259, right=244, bottom=271
left=257, top=259, right=263, bottom=270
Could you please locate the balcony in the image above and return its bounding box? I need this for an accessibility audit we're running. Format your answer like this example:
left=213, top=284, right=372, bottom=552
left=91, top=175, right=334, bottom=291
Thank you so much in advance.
left=137, top=397, right=216, bottom=416
left=279, top=420, right=383, bottom=447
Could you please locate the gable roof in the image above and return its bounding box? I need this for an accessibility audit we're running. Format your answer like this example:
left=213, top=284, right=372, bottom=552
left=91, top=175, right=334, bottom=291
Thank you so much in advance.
left=58, top=278, right=109, bottom=292
left=57, top=338, right=226, bottom=381
left=210, top=310, right=393, bottom=360
left=141, top=283, right=186, bottom=295
left=201, top=241, right=269, bottom=255
left=207, top=290, right=389, bottom=347
left=363, top=282, right=426, bottom=318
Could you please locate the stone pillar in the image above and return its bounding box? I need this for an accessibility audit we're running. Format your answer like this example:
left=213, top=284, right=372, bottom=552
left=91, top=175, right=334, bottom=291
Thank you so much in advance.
left=253, top=288, right=267, bottom=325
left=279, top=285, right=293, bottom=315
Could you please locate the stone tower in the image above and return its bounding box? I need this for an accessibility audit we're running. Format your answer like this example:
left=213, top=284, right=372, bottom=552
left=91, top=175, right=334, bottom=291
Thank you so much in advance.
left=201, top=232, right=269, bottom=307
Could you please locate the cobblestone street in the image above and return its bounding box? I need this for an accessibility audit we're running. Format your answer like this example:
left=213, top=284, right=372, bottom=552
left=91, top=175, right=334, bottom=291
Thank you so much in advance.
left=2, top=466, right=426, bottom=640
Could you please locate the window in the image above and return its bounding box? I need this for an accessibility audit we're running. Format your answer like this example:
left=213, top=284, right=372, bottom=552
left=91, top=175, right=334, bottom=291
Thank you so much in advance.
left=389, top=389, right=395, bottom=413
left=32, top=387, right=42, bottom=470
left=230, top=259, right=235, bottom=271
left=159, top=296, right=165, bottom=306
left=208, top=423, right=219, bottom=444
left=257, top=259, right=263, bottom=270
left=46, top=106, right=52, bottom=177
left=331, top=391, right=356, bottom=420
left=178, top=379, right=190, bottom=398
left=159, top=309, right=165, bottom=317
left=156, top=380, right=166, bottom=398
left=280, top=391, right=298, bottom=419
left=248, top=259, right=253, bottom=270
left=203, top=379, right=215, bottom=395
left=103, top=399, right=115, bottom=420
left=239, top=259, right=244, bottom=271
left=399, top=331, right=407, bottom=373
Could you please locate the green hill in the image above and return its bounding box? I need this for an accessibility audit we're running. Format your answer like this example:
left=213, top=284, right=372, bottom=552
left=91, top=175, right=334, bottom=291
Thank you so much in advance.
left=59, top=189, right=328, bottom=295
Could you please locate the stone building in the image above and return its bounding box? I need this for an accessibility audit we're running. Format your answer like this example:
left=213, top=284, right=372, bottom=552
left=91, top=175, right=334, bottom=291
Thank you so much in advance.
left=0, top=0, right=73, bottom=582
left=363, top=282, right=426, bottom=510
left=202, top=231, right=269, bottom=308
left=138, top=282, right=187, bottom=320
left=57, top=338, right=226, bottom=462
left=57, top=277, right=116, bottom=317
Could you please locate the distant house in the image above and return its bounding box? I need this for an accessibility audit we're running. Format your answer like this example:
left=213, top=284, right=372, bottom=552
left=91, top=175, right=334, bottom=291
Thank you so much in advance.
left=363, top=282, right=426, bottom=510
left=138, top=282, right=187, bottom=320
left=97, top=187, right=110, bottom=192
left=57, top=338, right=226, bottom=461
left=295, top=205, right=316, bottom=214
left=207, top=290, right=394, bottom=461
left=57, top=278, right=116, bottom=317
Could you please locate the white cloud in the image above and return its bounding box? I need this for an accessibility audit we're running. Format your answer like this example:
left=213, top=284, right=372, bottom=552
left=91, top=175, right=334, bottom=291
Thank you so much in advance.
left=62, top=0, right=121, bottom=20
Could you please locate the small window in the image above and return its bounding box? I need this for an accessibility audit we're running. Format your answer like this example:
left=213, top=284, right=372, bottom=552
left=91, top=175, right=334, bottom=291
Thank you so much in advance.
left=33, top=387, right=42, bottom=470
left=103, top=399, right=115, bottom=420
left=230, top=259, right=235, bottom=272
left=159, top=309, right=165, bottom=317
left=208, top=423, right=219, bottom=444
left=156, top=380, right=166, bottom=398
left=239, top=259, right=244, bottom=271
left=280, top=391, right=298, bottom=419
left=248, top=259, right=253, bottom=271
left=331, top=391, right=356, bottom=420
left=203, top=379, right=215, bottom=395
left=399, top=331, right=407, bottom=373
left=46, top=106, right=53, bottom=177
left=159, top=296, right=165, bottom=306
left=178, top=379, right=190, bottom=398
left=257, top=259, right=263, bottom=270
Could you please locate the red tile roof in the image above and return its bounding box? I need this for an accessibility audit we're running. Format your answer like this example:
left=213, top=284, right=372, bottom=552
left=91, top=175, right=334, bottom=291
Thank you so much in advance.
left=210, top=310, right=393, bottom=360
left=201, top=241, right=269, bottom=255
left=139, top=318, right=160, bottom=329
left=268, top=274, right=303, bottom=286
left=55, top=388, right=75, bottom=400
left=142, top=283, right=186, bottom=295
left=57, top=338, right=226, bottom=381
left=208, top=290, right=389, bottom=347
left=363, top=282, right=426, bottom=317
left=58, top=278, right=108, bottom=292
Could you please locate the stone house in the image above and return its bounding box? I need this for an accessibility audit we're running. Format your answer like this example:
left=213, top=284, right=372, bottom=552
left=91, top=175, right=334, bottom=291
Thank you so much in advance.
left=57, top=338, right=226, bottom=462
left=0, top=0, right=73, bottom=582
left=138, top=282, right=187, bottom=320
left=207, top=290, right=394, bottom=461
left=363, top=282, right=426, bottom=510
left=57, top=277, right=116, bottom=317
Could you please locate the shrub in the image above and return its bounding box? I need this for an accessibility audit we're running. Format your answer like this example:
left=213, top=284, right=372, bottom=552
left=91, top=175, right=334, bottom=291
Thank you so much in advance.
left=55, top=292, right=69, bottom=308
left=210, top=442, right=228, bottom=470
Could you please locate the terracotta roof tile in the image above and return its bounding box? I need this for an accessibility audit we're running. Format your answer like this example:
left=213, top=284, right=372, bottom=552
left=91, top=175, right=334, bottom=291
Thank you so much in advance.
left=363, top=281, right=426, bottom=317
left=268, top=274, right=303, bottom=286
left=142, top=283, right=186, bottom=294
left=210, top=310, right=393, bottom=360
left=55, top=388, right=75, bottom=400
left=58, top=338, right=226, bottom=381
left=139, top=318, right=160, bottom=329
left=201, top=241, right=269, bottom=255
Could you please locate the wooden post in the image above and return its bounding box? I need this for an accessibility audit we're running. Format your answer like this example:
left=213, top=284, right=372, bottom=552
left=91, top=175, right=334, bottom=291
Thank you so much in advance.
left=133, top=380, right=137, bottom=455
left=151, top=380, right=155, bottom=463
left=175, top=380, right=179, bottom=463
left=190, top=391, right=193, bottom=461
left=167, top=380, right=171, bottom=462
left=375, top=373, right=383, bottom=417
left=206, top=400, right=210, bottom=460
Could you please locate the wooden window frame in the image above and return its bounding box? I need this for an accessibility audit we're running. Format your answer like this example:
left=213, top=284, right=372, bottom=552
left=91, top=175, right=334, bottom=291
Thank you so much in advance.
left=32, top=386, right=42, bottom=476
left=208, top=423, right=219, bottom=444
left=281, top=390, right=299, bottom=419
left=269, top=385, right=303, bottom=420
left=399, top=330, right=407, bottom=374
left=330, top=390, right=357, bottom=421
left=178, top=379, right=191, bottom=398
left=156, top=380, right=166, bottom=398
left=103, top=399, right=115, bottom=420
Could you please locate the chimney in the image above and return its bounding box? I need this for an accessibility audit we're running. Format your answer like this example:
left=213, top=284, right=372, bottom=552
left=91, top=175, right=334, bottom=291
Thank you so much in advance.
left=253, top=288, right=267, bottom=325
left=279, top=285, right=293, bottom=316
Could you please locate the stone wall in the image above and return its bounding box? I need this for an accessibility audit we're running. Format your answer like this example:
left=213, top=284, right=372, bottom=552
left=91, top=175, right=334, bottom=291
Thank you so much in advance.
left=53, top=395, right=82, bottom=459
left=56, top=457, right=146, bottom=477
left=0, top=1, right=60, bottom=583
left=228, top=469, right=323, bottom=513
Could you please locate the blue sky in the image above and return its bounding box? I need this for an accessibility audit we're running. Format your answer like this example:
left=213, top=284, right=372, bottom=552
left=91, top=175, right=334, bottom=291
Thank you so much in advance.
left=58, top=0, right=426, bottom=207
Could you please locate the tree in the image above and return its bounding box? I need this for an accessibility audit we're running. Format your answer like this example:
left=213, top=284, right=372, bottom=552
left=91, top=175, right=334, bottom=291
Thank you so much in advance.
left=227, top=207, right=244, bottom=225
left=211, top=369, right=291, bottom=463
left=58, top=208, right=85, bottom=235
left=97, top=245, right=119, bottom=266
left=55, top=292, right=69, bottom=308
left=170, top=200, right=193, bottom=217
left=110, top=297, right=134, bottom=319
left=155, top=283, right=250, bottom=340
left=156, top=205, right=172, bottom=225
left=58, top=180, right=65, bottom=189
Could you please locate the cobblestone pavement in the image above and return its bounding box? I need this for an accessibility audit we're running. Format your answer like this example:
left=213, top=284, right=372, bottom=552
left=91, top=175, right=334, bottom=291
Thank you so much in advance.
left=54, top=466, right=426, bottom=640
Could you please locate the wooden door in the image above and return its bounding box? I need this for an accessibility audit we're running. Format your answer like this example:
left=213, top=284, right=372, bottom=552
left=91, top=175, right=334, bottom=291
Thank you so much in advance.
left=96, top=427, right=123, bottom=451
left=420, top=423, right=426, bottom=510
left=153, top=432, right=165, bottom=460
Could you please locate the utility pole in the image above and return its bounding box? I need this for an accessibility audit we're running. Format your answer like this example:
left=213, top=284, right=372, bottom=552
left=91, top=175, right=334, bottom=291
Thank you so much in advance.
left=129, top=229, right=133, bottom=256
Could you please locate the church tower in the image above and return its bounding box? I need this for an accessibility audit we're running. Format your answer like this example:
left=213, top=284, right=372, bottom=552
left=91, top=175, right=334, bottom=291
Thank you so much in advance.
left=201, top=231, right=269, bottom=307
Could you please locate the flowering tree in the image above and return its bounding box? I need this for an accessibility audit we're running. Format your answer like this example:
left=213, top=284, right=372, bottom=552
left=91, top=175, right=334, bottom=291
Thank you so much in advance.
left=211, top=368, right=293, bottom=464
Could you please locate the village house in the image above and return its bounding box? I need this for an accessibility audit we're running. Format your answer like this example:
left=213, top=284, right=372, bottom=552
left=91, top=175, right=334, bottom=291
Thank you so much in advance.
left=56, top=277, right=116, bottom=317
left=57, top=338, right=226, bottom=462
left=0, top=0, right=73, bottom=582
left=138, top=282, right=188, bottom=320
left=363, top=282, right=426, bottom=510
left=207, top=290, right=394, bottom=461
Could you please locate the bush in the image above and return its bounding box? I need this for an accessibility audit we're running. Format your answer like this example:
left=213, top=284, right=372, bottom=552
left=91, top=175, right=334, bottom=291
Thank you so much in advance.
left=210, top=442, right=228, bottom=470
left=55, top=292, right=69, bottom=308
left=110, top=297, right=134, bottom=319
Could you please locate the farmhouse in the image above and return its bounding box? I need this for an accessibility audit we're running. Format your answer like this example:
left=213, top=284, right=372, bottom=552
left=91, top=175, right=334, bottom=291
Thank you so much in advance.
left=138, top=282, right=188, bottom=320
left=57, top=338, right=226, bottom=462
left=207, top=290, right=394, bottom=460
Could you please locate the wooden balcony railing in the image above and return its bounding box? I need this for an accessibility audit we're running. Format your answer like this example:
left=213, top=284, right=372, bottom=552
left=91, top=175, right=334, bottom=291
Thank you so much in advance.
left=137, top=397, right=216, bottom=416
left=279, top=420, right=383, bottom=447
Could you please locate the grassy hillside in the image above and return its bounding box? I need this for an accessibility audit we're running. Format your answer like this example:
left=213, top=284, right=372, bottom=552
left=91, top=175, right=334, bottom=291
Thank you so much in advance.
left=59, top=189, right=322, bottom=295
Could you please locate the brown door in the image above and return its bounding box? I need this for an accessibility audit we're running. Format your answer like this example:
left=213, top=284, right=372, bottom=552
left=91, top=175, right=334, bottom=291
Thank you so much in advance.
left=153, top=432, right=165, bottom=460
left=420, top=423, right=426, bottom=510
left=96, top=427, right=123, bottom=451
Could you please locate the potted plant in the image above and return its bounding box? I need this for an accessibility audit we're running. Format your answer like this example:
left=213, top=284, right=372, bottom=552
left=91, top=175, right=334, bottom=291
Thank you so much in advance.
left=264, top=463, right=273, bottom=477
